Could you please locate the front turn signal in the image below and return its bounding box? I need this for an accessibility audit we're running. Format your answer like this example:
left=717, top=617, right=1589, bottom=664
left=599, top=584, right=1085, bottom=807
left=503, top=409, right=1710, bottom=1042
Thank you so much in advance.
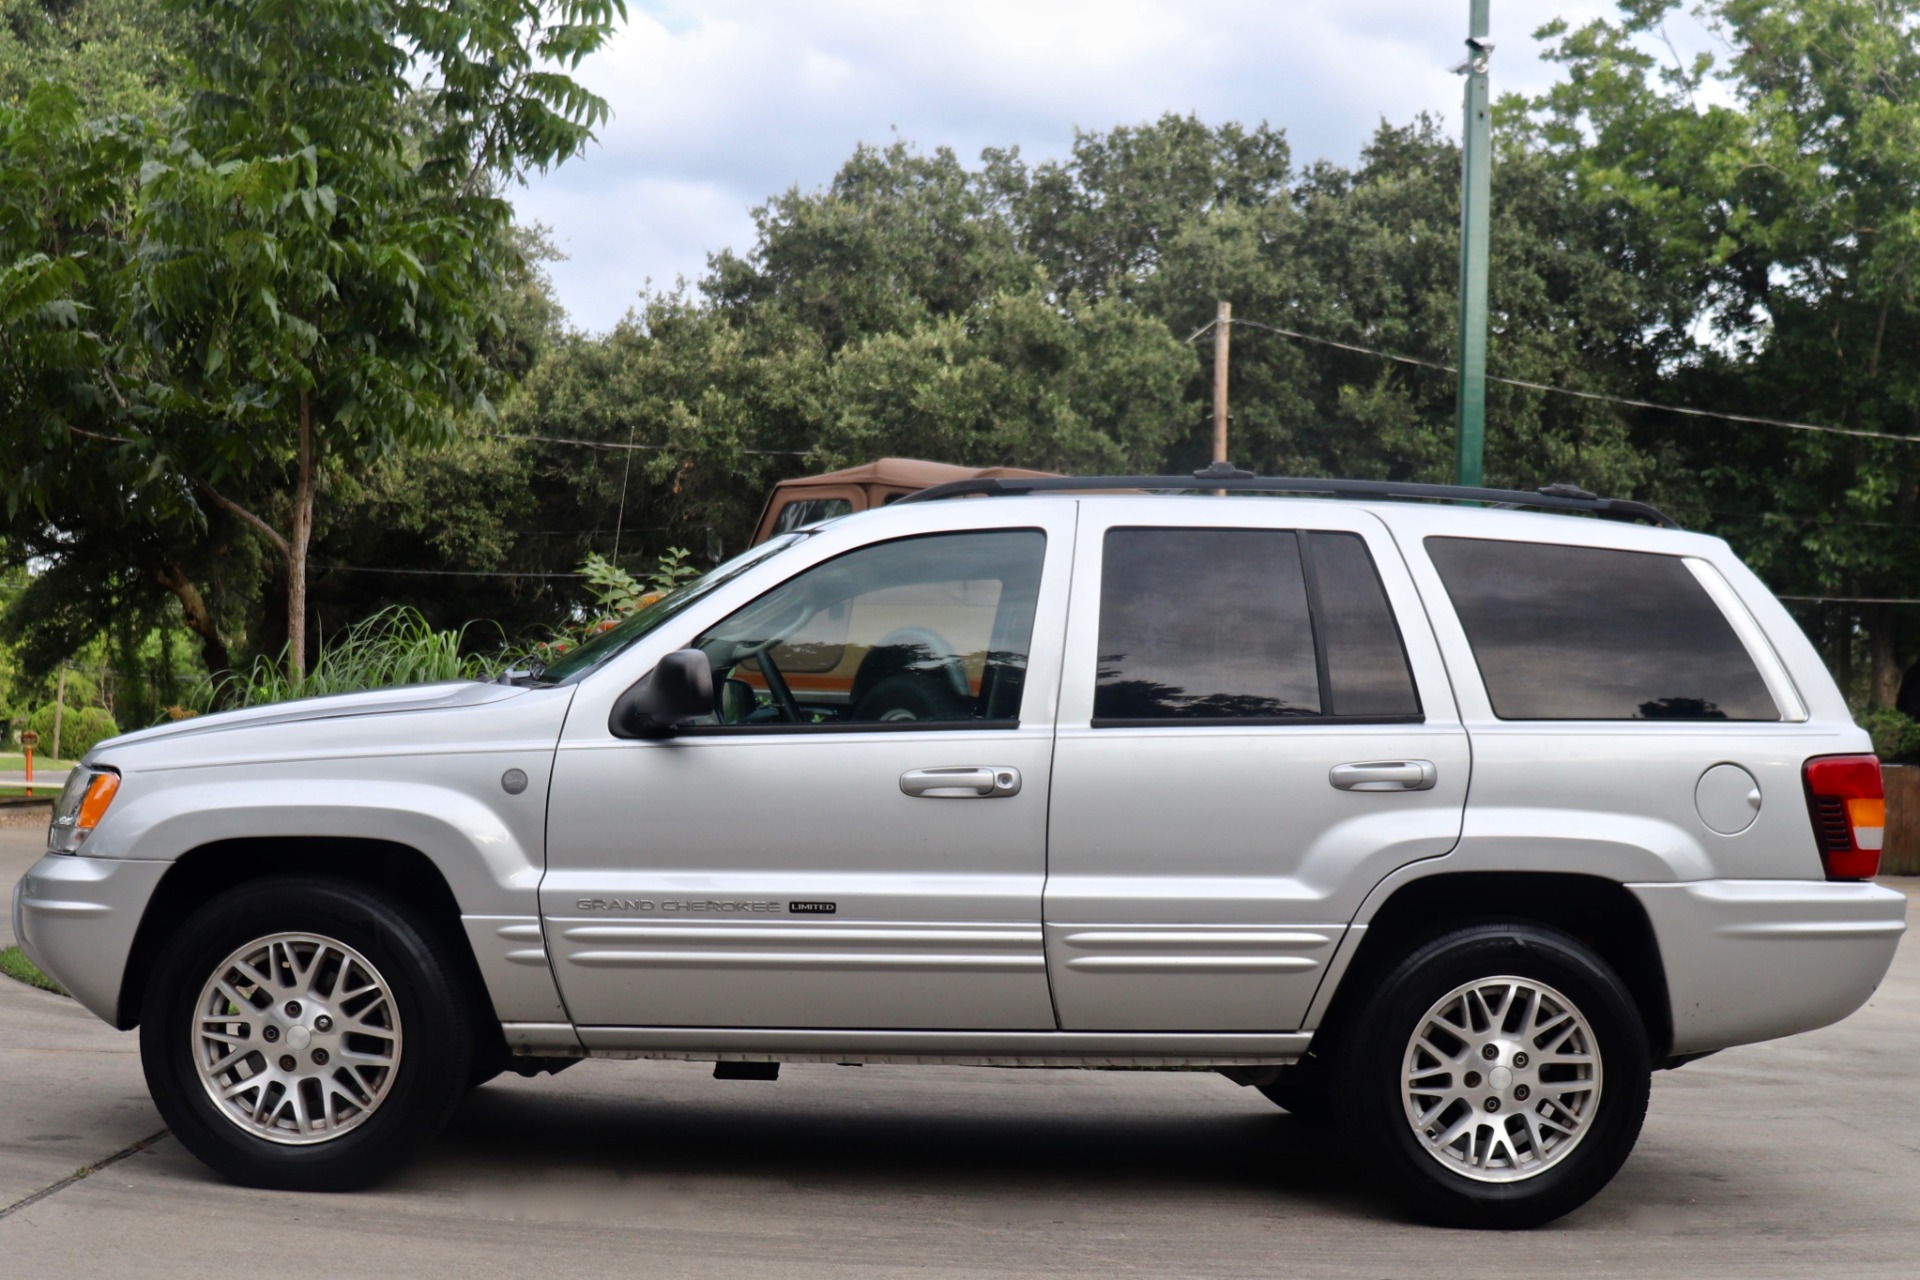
left=76, top=770, right=119, bottom=833
left=49, top=767, right=120, bottom=853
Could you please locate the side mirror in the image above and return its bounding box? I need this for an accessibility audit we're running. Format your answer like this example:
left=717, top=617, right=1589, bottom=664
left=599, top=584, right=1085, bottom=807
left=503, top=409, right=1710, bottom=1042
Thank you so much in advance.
left=609, top=649, right=714, bottom=738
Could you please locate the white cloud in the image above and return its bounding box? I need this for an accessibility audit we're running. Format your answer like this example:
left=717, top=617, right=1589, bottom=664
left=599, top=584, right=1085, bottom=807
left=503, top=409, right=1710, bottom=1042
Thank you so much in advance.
left=513, top=1, right=1702, bottom=332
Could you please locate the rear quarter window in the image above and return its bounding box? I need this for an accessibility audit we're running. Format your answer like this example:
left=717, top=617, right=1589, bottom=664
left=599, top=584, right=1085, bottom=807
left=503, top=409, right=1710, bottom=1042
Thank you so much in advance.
left=1425, top=536, right=1779, bottom=721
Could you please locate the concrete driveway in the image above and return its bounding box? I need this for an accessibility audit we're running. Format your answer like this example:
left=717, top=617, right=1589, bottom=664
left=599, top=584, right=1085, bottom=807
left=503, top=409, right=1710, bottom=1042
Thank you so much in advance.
left=3, top=812, right=1917, bottom=1278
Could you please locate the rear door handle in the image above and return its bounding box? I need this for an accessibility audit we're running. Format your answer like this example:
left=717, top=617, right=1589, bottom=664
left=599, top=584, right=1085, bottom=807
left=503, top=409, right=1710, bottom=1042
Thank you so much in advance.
left=1329, top=760, right=1437, bottom=792
left=900, top=767, right=1022, bottom=798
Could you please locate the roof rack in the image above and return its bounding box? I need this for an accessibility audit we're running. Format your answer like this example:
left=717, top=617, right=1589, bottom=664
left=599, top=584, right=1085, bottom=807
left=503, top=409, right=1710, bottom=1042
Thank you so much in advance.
left=894, top=461, right=1680, bottom=529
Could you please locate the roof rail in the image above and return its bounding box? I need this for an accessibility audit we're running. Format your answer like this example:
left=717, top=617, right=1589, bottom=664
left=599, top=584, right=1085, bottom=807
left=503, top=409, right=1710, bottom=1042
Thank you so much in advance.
left=893, top=461, right=1680, bottom=528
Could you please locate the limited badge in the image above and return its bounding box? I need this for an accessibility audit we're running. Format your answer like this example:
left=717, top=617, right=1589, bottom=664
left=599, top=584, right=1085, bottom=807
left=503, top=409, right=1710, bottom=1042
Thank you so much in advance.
left=788, top=901, right=837, bottom=914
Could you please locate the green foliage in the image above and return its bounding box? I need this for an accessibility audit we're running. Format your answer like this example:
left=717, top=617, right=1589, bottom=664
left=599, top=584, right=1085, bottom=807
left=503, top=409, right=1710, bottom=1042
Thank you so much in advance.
left=24, top=701, right=119, bottom=758
left=207, top=605, right=495, bottom=707
left=15, top=9, right=1917, bottom=715
left=1859, top=709, right=1920, bottom=765
left=578, top=551, right=645, bottom=616
left=1529, top=0, right=1920, bottom=703
left=646, top=546, right=699, bottom=595
left=508, top=115, right=1666, bottom=570
left=0, top=0, right=191, bottom=118
left=0, top=944, right=64, bottom=995
left=0, top=0, right=626, bottom=684
left=578, top=546, right=696, bottom=619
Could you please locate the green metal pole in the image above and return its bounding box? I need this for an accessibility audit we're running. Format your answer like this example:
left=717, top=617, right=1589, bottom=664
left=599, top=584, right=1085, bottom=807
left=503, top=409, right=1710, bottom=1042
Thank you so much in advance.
left=1454, top=0, right=1492, bottom=488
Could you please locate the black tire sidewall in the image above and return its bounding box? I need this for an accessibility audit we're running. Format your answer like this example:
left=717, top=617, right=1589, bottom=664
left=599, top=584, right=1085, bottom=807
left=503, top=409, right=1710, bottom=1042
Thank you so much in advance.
left=139, top=876, right=473, bottom=1191
left=1342, top=924, right=1652, bottom=1229
left=853, top=674, right=966, bottom=722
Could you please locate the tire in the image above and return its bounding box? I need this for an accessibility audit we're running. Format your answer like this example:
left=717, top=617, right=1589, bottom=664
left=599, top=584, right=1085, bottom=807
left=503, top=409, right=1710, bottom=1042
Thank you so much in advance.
left=139, top=876, right=476, bottom=1191
left=853, top=673, right=967, bottom=722
left=1336, top=923, right=1651, bottom=1229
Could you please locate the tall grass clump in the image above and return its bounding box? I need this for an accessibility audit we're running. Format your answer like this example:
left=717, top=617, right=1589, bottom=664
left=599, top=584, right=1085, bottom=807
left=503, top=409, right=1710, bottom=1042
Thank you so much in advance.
left=209, top=607, right=498, bottom=709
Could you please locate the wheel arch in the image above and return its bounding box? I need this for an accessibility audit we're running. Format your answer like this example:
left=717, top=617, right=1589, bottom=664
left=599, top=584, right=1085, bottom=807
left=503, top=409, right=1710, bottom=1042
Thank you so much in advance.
left=1315, top=872, right=1674, bottom=1064
left=115, top=836, right=500, bottom=1062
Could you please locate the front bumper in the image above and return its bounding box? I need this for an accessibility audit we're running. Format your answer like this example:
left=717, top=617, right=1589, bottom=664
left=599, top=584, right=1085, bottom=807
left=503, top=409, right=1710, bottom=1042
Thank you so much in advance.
left=12, top=853, right=171, bottom=1026
left=1630, top=879, right=1907, bottom=1056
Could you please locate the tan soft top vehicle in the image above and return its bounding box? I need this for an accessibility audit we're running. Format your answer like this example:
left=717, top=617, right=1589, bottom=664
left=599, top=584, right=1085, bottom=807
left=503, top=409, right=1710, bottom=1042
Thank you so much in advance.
left=750, top=458, right=1057, bottom=545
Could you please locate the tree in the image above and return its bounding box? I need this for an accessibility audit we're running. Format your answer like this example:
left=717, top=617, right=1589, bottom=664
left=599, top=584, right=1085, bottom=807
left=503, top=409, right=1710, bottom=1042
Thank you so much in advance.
left=135, top=0, right=623, bottom=678
left=0, top=0, right=193, bottom=118
left=1531, top=0, right=1920, bottom=706
left=503, top=117, right=1669, bottom=574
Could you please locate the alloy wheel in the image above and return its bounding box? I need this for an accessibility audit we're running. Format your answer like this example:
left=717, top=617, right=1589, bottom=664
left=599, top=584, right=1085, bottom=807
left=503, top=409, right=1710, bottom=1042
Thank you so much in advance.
left=191, top=932, right=404, bottom=1146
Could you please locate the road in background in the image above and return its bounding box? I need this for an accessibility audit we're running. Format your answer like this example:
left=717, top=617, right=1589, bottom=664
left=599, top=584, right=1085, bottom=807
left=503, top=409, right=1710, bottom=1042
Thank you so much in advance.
left=3, top=819, right=1915, bottom=1278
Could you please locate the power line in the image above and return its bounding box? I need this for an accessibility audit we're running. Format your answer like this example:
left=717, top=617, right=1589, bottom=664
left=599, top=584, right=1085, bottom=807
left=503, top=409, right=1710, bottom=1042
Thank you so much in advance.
left=1195, top=316, right=1920, bottom=445
left=309, top=563, right=584, bottom=579
left=1779, top=595, right=1920, bottom=606
left=486, top=432, right=808, bottom=456
left=1709, top=509, right=1920, bottom=530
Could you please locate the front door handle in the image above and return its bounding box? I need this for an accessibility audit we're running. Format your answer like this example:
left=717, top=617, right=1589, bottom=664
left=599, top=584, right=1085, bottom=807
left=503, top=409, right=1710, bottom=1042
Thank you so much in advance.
left=900, top=767, right=1022, bottom=798
left=1329, top=760, right=1437, bottom=792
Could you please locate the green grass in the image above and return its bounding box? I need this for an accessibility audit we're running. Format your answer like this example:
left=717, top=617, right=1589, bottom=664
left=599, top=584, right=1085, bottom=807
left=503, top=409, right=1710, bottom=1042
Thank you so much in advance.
left=0, top=753, right=76, bottom=772
left=0, top=945, right=65, bottom=995
left=208, top=605, right=500, bottom=708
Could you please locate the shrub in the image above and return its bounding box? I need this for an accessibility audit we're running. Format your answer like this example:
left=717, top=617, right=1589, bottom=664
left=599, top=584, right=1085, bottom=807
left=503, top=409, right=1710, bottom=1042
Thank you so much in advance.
left=24, top=703, right=120, bottom=760
left=579, top=547, right=698, bottom=618
left=207, top=606, right=499, bottom=708
left=1857, top=708, right=1920, bottom=765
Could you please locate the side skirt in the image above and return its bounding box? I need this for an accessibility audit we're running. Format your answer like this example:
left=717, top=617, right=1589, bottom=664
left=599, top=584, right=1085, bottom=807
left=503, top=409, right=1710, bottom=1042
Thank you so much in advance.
left=500, top=1022, right=1311, bottom=1068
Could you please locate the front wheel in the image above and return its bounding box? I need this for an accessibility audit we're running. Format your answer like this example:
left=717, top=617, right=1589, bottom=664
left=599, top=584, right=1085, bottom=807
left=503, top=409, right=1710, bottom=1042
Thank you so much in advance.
left=139, top=876, right=475, bottom=1190
left=1338, top=924, right=1651, bottom=1228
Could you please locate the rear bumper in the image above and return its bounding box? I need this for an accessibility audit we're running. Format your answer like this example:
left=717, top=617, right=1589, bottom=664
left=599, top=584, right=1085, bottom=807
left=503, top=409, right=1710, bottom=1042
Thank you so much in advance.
left=11, top=853, right=171, bottom=1026
left=1630, top=879, right=1907, bottom=1056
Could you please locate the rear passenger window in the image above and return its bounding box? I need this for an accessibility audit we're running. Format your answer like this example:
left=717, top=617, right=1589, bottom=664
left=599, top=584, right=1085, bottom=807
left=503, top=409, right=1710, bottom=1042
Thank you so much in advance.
left=1094, top=528, right=1420, bottom=724
left=1425, top=537, right=1779, bottom=721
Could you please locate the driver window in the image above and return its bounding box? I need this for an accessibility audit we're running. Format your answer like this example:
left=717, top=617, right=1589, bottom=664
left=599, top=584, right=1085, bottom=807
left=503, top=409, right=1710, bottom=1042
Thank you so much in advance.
left=694, top=530, right=1046, bottom=728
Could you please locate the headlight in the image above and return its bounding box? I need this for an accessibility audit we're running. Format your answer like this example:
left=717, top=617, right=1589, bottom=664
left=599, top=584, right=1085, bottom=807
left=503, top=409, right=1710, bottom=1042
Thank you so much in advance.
left=48, top=767, right=120, bottom=854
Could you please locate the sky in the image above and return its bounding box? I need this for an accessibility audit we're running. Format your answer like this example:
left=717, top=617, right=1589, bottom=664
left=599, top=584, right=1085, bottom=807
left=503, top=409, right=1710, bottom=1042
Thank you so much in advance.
left=514, top=1, right=1718, bottom=333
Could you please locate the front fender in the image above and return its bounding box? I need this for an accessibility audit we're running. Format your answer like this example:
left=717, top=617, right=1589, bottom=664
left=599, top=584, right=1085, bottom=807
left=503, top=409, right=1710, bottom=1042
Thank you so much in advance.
left=91, top=760, right=552, bottom=917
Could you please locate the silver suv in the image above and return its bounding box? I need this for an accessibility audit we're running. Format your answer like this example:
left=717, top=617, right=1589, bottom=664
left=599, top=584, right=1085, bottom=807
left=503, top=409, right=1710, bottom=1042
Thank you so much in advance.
left=12, top=471, right=1905, bottom=1227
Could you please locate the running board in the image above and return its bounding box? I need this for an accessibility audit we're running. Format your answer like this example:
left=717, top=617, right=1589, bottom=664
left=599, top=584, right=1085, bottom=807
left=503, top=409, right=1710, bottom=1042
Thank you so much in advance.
left=502, top=1023, right=1311, bottom=1068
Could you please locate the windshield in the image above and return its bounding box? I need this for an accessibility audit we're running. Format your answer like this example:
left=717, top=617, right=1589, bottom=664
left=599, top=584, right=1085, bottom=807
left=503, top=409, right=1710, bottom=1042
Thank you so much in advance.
left=541, top=535, right=807, bottom=684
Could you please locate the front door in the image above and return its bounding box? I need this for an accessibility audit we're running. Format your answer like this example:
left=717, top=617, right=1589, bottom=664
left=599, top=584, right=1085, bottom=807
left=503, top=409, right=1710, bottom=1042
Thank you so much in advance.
left=542, top=508, right=1075, bottom=1031
left=1043, top=501, right=1471, bottom=1031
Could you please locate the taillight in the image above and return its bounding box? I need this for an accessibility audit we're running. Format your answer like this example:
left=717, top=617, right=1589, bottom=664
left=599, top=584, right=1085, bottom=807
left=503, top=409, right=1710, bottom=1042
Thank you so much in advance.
left=1802, top=754, right=1884, bottom=880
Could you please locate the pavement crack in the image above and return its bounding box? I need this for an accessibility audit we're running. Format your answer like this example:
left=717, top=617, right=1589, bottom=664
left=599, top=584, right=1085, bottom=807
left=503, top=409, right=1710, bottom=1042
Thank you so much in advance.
left=0, top=1129, right=171, bottom=1222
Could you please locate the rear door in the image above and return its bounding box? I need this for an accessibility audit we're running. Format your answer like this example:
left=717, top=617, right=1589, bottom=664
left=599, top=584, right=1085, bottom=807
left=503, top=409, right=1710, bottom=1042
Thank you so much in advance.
left=1043, top=500, right=1470, bottom=1031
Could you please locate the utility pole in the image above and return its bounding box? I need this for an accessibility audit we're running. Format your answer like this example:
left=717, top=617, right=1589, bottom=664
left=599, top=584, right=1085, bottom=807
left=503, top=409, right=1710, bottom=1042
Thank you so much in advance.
left=1454, top=0, right=1493, bottom=487
left=1212, top=300, right=1232, bottom=463
left=50, top=662, right=67, bottom=763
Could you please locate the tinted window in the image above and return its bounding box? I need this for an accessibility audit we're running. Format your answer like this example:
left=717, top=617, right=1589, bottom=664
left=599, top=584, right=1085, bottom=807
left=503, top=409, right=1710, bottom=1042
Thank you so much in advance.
left=1096, top=529, right=1322, bottom=720
left=696, top=530, right=1044, bottom=728
left=1306, top=532, right=1421, bottom=718
left=1425, top=537, right=1779, bottom=721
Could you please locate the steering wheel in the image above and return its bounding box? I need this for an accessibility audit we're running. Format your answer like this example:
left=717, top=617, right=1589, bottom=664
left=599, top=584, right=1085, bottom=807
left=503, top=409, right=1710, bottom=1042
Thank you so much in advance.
left=754, top=647, right=805, bottom=724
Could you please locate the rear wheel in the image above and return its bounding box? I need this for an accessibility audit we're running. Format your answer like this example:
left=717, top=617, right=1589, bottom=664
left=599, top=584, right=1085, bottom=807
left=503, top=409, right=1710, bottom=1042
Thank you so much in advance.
left=1337, top=923, right=1651, bottom=1228
left=139, top=876, right=475, bottom=1190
